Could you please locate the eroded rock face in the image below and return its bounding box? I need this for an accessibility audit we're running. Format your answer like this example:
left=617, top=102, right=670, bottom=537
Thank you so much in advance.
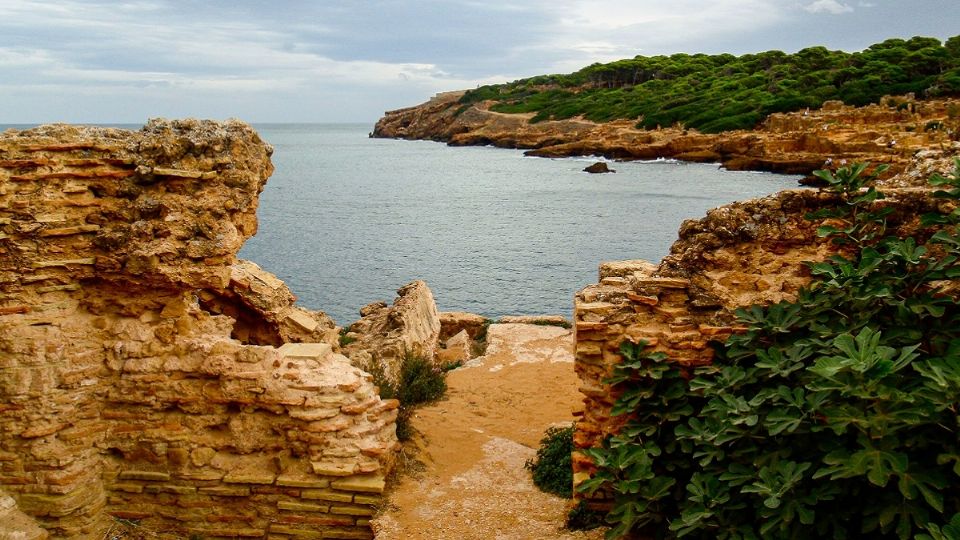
left=373, top=94, right=960, bottom=178
left=342, top=280, right=442, bottom=384
left=0, top=121, right=395, bottom=538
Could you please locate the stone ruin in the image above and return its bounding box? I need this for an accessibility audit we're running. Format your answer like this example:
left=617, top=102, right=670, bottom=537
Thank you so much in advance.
left=571, top=151, right=959, bottom=507
left=0, top=120, right=398, bottom=539
left=4, top=116, right=956, bottom=539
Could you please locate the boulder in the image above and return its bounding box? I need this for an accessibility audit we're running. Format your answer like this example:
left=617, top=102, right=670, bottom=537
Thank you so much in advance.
left=436, top=329, right=473, bottom=366
left=583, top=161, right=615, bottom=173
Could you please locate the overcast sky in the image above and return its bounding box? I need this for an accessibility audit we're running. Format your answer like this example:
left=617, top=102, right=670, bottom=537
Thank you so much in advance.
left=1, top=0, right=958, bottom=124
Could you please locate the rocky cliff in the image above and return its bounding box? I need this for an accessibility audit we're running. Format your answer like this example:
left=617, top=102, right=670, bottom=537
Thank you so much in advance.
left=373, top=93, right=960, bottom=178
left=0, top=120, right=397, bottom=539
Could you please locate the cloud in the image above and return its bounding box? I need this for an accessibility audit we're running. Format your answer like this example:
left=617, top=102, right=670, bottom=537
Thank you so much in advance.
left=1, top=0, right=958, bottom=122
left=804, top=0, right=854, bottom=14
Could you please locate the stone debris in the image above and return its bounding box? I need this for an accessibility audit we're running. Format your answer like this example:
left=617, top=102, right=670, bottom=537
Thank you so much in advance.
left=497, top=314, right=571, bottom=326
left=436, top=329, right=472, bottom=365
left=438, top=311, right=489, bottom=342
left=341, top=280, right=442, bottom=384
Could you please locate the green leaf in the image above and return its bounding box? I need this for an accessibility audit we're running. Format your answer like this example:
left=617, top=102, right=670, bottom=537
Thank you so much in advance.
left=765, top=407, right=803, bottom=435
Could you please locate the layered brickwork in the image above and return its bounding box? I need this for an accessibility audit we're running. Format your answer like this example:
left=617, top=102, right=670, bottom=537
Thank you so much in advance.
left=199, top=260, right=339, bottom=346
left=572, top=184, right=946, bottom=496
left=0, top=121, right=396, bottom=538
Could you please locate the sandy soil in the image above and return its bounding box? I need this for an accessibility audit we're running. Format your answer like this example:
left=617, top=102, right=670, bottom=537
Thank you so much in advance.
left=371, top=323, right=606, bottom=540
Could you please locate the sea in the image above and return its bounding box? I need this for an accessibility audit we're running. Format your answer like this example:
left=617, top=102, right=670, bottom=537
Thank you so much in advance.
left=2, top=122, right=800, bottom=325
left=239, top=124, right=799, bottom=325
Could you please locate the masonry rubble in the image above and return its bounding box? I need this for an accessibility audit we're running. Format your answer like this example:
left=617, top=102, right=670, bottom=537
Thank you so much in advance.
left=0, top=120, right=398, bottom=539
left=340, top=280, right=442, bottom=384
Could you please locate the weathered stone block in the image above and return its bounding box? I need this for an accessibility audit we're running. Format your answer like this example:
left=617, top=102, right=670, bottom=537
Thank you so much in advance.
left=223, top=472, right=275, bottom=485
left=278, top=343, right=332, bottom=360
left=278, top=500, right=329, bottom=513
left=319, top=528, right=374, bottom=539
left=300, top=490, right=353, bottom=503
left=199, top=486, right=251, bottom=497
left=351, top=495, right=379, bottom=505
left=330, top=475, right=384, bottom=494
left=276, top=476, right=330, bottom=489
left=117, top=471, right=170, bottom=482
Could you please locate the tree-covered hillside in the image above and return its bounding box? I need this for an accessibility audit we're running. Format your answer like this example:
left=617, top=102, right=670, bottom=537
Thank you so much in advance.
left=461, top=36, right=960, bottom=133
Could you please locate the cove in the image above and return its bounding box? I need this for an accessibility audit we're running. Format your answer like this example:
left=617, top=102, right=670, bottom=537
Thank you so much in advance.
left=239, top=123, right=800, bottom=324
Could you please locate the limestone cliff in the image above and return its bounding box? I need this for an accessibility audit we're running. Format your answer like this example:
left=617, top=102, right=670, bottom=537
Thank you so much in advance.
left=374, top=94, right=960, bottom=178
left=0, top=120, right=396, bottom=539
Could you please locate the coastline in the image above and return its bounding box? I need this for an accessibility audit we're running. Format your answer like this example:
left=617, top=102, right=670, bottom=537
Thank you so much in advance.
left=372, top=92, right=959, bottom=181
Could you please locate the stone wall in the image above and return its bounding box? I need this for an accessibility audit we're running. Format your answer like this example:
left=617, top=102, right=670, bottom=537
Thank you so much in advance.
left=0, top=121, right=397, bottom=538
left=571, top=177, right=947, bottom=499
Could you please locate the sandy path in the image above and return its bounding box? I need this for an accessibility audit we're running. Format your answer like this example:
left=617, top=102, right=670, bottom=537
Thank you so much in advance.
left=372, top=323, right=605, bottom=540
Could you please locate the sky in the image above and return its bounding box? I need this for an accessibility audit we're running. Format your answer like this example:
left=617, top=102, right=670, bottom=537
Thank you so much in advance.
left=0, top=0, right=958, bottom=124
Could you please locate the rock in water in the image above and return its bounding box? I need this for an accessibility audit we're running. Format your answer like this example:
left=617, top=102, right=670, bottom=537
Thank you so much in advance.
left=583, top=161, right=615, bottom=174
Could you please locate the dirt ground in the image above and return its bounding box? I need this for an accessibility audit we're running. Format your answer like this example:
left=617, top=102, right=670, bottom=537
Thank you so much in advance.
left=371, top=323, right=606, bottom=540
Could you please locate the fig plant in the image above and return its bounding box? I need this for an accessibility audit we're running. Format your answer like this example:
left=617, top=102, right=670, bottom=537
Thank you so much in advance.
left=580, top=161, right=960, bottom=539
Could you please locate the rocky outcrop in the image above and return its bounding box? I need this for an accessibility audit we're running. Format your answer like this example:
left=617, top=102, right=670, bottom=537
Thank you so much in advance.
left=373, top=94, right=960, bottom=179
left=583, top=162, right=614, bottom=174
left=0, top=121, right=396, bottom=538
left=341, top=281, right=442, bottom=384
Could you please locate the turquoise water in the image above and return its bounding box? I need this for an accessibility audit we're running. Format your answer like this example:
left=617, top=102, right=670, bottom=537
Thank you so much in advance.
left=238, top=124, right=798, bottom=325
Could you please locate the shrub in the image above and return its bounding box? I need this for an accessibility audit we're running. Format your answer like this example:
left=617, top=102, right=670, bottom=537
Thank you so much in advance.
left=369, top=353, right=448, bottom=441
left=579, top=161, right=960, bottom=539
left=525, top=425, right=574, bottom=498
left=396, top=353, right=447, bottom=406
left=338, top=327, right=357, bottom=347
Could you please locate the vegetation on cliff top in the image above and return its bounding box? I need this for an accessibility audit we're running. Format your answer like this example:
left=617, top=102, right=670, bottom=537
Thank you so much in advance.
left=579, top=161, right=960, bottom=539
left=461, top=36, right=960, bottom=133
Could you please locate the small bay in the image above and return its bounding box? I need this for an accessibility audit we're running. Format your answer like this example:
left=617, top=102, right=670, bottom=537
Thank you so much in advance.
left=240, top=123, right=799, bottom=325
